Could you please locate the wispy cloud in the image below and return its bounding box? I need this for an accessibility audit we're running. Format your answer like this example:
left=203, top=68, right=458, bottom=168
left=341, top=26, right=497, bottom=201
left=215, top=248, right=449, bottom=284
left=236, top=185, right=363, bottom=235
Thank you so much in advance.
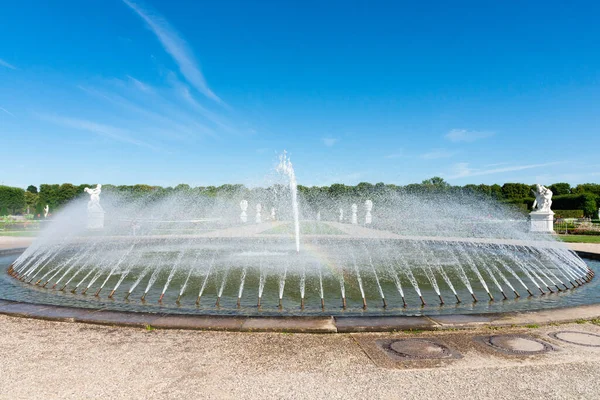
left=421, top=148, right=456, bottom=160
left=122, top=0, right=221, bottom=103
left=77, top=84, right=215, bottom=139
left=0, top=107, right=15, bottom=117
left=446, top=161, right=561, bottom=179
left=126, top=75, right=153, bottom=93
left=36, top=113, right=160, bottom=150
left=445, top=128, right=494, bottom=142
left=322, top=137, right=339, bottom=147
left=0, top=58, right=17, bottom=70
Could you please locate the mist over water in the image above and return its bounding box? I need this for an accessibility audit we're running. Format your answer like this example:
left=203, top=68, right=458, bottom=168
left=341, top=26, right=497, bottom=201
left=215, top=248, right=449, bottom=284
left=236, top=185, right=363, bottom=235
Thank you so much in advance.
left=7, top=154, right=594, bottom=314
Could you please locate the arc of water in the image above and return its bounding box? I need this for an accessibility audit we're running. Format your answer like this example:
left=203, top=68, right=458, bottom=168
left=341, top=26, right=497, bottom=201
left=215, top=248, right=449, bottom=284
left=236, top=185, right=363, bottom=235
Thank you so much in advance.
left=53, top=244, right=98, bottom=288
left=216, top=265, right=232, bottom=306
left=196, top=252, right=217, bottom=304
left=502, top=247, right=542, bottom=295
left=110, top=251, right=144, bottom=298
left=393, top=252, right=424, bottom=305
left=533, top=247, right=583, bottom=286
left=318, top=263, right=325, bottom=308
left=278, top=262, right=288, bottom=307
left=469, top=246, right=505, bottom=298
left=366, top=254, right=386, bottom=307
left=61, top=254, right=99, bottom=291
left=257, top=257, right=266, bottom=306
left=97, top=244, right=137, bottom=296
left=367, top=244, right=405, bottom=306
left=412, top=242, right=443, bottom=300
left=237, top=266, right=248, bottom=307
left=299, top=266, right=306, bottom=308
left=22, top=246, right=61, bottom=280
left=477, top=249, right=518, bottom=298
left=522, top=250, right=562, bottom=292
left=491, top=244, right=529, bottom=295
left=141, top=265, right=163, bottom=301
left=159, top=250, right=187, bottom=302
left=453, top=244, right=492, bottom=301
left=178, top=250, right=205, bottom=303
left=127, top=266, right=152, bottom=298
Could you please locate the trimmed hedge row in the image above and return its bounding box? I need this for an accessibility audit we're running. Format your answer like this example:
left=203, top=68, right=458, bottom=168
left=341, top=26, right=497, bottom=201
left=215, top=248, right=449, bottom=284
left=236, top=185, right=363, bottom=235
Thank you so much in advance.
left=554, top=210, right=585, bottom=218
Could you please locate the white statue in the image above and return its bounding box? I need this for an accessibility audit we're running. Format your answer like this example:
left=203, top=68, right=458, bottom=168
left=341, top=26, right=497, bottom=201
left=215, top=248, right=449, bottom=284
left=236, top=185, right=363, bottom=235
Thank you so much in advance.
left=256, top=203, right=262, bottom=224
left=271, top=207, right=276, bottom=220
left=84, top=184, right=103, bottom=212
left=531, top=184, right=553, bottom=212
left=339, top=208, right=344, bottom=222
left=240, top=200, right=248, bottom=223
left=351, top=204, right=358, bottom=224
left=84, top=184, right=104, bottom=229
left=365, top=199, right=373, bottom=225
left=316, top=211, right=321, bottom=221
left=43, top=204, right=49, bottom=218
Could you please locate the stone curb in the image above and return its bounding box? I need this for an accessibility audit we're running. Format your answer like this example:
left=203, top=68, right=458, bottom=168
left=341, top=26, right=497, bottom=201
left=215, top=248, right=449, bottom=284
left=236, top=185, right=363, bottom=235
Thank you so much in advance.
left=1, top=299, right=600, bottom=333
left=0, top=247, right=28, bottom=256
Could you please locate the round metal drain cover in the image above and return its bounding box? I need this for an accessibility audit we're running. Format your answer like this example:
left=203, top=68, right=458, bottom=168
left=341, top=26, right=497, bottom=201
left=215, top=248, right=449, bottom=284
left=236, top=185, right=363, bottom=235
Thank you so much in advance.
left=550, top=331, right=600, bottom=347
left=387, top=339, right=453, bottom=359
left=483, top=335, right=553, bottom=355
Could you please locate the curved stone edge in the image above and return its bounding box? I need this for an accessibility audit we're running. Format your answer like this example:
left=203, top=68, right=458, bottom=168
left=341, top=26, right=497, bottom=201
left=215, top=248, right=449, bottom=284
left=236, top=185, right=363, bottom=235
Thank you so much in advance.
left=1, top=298, right=600, bottom=333
left=1, top=247, right=599, bottom=333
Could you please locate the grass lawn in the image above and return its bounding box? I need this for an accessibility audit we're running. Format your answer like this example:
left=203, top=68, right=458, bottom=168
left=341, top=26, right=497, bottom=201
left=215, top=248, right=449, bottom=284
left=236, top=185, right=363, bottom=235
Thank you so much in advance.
left=0, top=230, right=39, bottom=237
left=262, top=222, right=345, bottom=235
left=557, top=234, right=600, bottom=244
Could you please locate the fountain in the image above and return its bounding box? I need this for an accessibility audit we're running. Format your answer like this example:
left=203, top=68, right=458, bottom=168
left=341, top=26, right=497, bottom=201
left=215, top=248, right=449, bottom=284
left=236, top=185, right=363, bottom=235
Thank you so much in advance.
left=3, top=153, right=597, bottom=317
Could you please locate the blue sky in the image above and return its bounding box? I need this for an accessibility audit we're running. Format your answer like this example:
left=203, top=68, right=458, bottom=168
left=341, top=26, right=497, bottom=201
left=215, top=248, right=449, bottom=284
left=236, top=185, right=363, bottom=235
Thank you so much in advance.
left=1, top=0, right=599, bottom=188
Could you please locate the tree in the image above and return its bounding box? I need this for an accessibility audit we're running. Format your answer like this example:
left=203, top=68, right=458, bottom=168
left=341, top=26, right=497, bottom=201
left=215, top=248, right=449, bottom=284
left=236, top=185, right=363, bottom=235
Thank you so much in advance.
left=549, top=183, right=571, bottom=196
left=501, top=183, right=532, bottom=199
left=422, top=177, right=449, bottom=187
left=39, top=184, right=60, bottom=209
left=573, top=183, right=600, bottom=197
left=24, top=191, right=38, bottom=214
left=56, top=183, right=78, bottom=207
left=26, top=185, right=38, bottom=194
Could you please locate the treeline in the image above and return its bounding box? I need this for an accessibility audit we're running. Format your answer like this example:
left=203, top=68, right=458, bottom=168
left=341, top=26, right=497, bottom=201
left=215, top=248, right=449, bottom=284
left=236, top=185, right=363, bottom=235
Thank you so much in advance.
left=1, top=179, right=599, bottom=217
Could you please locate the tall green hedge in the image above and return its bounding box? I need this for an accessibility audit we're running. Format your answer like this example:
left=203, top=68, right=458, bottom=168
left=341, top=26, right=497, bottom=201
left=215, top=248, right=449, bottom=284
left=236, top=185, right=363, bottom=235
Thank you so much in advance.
left=0, top=186, right=26, bottom=215
left=552, top=194, right=598, bottom=217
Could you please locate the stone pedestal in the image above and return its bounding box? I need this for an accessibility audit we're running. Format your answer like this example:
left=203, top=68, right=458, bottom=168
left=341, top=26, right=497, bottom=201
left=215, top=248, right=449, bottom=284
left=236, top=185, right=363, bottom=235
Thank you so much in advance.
left=87, top=210, right=105, bottom=230
left=530, top=211, right=554, bottom=233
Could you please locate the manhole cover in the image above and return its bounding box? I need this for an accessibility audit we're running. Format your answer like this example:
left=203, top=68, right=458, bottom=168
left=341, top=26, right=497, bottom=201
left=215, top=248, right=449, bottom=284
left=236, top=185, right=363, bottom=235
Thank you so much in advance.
left=478, top=335, right=554, bottom=355
left=550, top=331, right=600, bottom=347
left=376, top=339, right=460, bottom=360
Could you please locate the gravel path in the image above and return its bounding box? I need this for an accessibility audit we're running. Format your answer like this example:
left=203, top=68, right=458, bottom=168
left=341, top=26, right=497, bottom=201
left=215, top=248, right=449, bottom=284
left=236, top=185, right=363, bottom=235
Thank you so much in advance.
left=2, top=315, right=600, bottom=400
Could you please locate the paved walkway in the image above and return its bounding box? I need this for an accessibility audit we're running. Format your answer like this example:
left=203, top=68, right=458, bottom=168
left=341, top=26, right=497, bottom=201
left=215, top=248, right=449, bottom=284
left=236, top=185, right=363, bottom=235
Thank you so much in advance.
left=1, top=315, right=600, bottom=399
left=0, top=236, right=33, bottom=250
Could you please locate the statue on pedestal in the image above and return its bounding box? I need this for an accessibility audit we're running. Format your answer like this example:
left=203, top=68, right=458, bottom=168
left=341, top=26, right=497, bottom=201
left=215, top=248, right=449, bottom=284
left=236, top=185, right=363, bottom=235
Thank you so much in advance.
left=365, top=200, right=373, bottom=225
left=84, top=184, right=104, bottom=229
left=256, top=203, right=262, bottom=224
left=43, top=204, right=49, bottom=219
left=531, top=184, right=553, bottom=212
left=84, top=184, right=103, bottom=212
left=530, top=184, right=554, bottom=233
left=240, top=200, right=248, bottom=223
left=351, top=204, right=358, bottom=225
left=339, top=208, right=344, bottom=222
